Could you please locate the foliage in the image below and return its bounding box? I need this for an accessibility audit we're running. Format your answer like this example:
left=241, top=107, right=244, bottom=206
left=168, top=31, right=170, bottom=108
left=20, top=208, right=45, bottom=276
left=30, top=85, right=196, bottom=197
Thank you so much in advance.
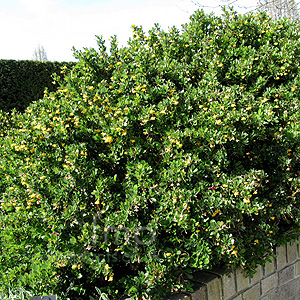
left=0, top=8, right=300, bottom=300
left=0, top=60, right=75, bottom=112
left=0, top=287, right=33, bottom=300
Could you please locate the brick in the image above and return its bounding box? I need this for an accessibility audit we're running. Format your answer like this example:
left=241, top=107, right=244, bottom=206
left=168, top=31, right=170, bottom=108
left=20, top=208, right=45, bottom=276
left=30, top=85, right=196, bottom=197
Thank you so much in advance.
left=206, top=276, right=222, bottom=299
left=222, top=271, right=237, bottom=300
left=192, top=271, right=221, bottom=299
left=207, top=267, right=236, bottom=300
left=258, top=296, right=269, bottom=300
left=250, top=265, right=264, bottom=285
left=242, top=283, right=261, bottom=300
left=261, top=273, right=278, bottom=295
left=294, top=260, right=300, bottom=276
left=268, top=277, right=300, bottom=300
left=278, top=264, right=295, bottom=285
left=276, top=245, right=287, bottom=270
left=264, top=258, right=276, bottom=276
left=231, top=294, right=243, bottom=300
left=190, top=282, right=207, bottom=300
left=165, top=294, right=191, bottom=300
left=235, top=268, right=250, bottom=292
left=287, top=241, right=298, bottom=264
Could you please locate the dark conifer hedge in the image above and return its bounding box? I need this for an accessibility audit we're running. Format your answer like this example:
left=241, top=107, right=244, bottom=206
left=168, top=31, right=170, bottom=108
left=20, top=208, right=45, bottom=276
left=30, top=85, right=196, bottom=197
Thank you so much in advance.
left=0, top=60, right=75, bottom=111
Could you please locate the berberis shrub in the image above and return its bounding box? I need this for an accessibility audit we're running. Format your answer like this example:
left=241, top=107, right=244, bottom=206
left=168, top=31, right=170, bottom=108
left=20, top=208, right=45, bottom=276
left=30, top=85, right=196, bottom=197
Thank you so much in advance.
left=0, top=8, right=300, bottom=300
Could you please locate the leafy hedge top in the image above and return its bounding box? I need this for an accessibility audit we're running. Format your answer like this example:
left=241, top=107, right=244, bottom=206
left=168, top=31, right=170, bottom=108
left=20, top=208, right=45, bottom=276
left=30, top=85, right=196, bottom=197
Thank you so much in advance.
left=0, top=8, right=300, bottom=300
left=0, top=60, right=75, bottom=112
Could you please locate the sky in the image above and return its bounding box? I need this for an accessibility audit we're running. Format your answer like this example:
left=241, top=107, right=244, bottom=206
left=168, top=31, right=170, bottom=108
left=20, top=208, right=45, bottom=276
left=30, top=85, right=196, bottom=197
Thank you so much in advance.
left=0, top=0, right=258, bottom=62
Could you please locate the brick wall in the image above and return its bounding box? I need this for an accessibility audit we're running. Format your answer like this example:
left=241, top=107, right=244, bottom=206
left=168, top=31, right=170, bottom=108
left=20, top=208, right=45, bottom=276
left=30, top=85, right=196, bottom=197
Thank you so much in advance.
left=166, top=237, right=300, bottom=300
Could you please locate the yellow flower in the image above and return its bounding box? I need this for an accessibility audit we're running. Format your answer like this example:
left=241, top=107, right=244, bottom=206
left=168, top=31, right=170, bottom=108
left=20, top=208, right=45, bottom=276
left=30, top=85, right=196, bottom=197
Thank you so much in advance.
left=254, top=239, right=259, bottom=244
left=71, top=264, right=77, bottom=270
left=185, top=158, right=192, bottom=165
left=105, top=276, right=113, bottom=281
left=103, top=136, right=113, bottom=143
left=212, top=210, right=220, bottom=217
left=166, top=253, right=172, bottom=257
left=216, top=119, right=222, bottom=125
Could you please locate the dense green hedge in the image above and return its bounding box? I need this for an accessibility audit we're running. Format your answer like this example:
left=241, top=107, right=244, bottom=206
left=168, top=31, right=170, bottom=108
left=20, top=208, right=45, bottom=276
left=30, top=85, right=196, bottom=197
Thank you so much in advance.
left=0, top=8, right=300, bottom=300
left=0, top=60, right=75, bottom=112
